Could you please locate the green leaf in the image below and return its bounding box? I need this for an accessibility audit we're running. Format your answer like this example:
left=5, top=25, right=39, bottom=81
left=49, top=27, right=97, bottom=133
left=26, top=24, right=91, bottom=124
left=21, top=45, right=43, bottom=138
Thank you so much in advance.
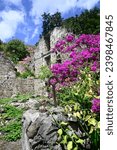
left=89, top=126, right=94, bottom=134
left=76, top=139, right=84, bottom=145
left=60, top=121, right=68, bottom=126
left=74, top=93, right=78, bottom=96
left=67, top=141, right=73, bottom=150
left=58, top=129, right=63, bottom=137
left=97, top=121, right=100, bottom=128
left=72, top=134, right=78, bottom=139
left=74, top=104, right=78, bottom=111
left=73, top=112, right=81, bottom=118
left=61, top=135, right=68, bottom=144
left=88, top=118, right=97, bottom=126
left=85, top=115, right=91, bottom=121
left=73, top=147, right=78, bottom=150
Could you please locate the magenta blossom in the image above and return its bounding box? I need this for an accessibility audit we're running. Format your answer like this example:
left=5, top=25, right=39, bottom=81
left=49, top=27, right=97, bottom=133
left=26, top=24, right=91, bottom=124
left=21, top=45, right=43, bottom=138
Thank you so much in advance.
left=91, top=98, right=100, bottom=113
left=66, top=34, right=74, bottom=42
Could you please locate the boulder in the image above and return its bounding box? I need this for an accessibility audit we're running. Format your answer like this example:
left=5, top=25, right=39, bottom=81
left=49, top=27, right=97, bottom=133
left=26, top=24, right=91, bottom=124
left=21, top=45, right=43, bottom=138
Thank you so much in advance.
left=22, top=107, right=66, bottom=150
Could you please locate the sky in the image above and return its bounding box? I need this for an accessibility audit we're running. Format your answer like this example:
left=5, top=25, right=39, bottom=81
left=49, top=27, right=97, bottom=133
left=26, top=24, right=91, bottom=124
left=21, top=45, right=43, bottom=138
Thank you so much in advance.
left=0, top=0, right=100, bottom=45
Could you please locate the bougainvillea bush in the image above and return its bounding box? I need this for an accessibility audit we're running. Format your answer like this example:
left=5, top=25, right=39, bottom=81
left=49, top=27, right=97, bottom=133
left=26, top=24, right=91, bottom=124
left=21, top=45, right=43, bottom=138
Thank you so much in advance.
left=50, top=34, right=100, bottom=149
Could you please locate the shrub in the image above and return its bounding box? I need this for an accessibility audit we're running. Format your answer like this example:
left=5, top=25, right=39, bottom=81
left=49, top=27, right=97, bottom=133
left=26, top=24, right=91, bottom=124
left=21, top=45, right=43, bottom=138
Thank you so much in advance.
left=6, top=39, right=29, bottom=63
left=38, top=65, right=52, bottom=80
left=17, top=69, right=34, bottom=78
left=50, top=33, right=100, bottom=149
left=51, top=34, right=100, bottom=84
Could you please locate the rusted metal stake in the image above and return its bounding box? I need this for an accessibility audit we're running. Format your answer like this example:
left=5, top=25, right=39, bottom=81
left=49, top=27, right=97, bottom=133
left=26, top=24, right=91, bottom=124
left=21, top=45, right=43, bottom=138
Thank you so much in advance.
left=48, top=76, right=58, bottom=107
left=52, top=85, right=57, bottom=107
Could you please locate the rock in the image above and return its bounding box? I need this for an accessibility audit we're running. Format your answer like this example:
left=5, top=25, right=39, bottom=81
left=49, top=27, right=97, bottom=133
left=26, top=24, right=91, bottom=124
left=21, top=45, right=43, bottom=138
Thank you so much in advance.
left=27, top=122, right=39, bottom=139
left=11, top=99, right=39, bottom=109
left=25, top=99, right=39, bottom=109
left=11, top=94, right=17, bottom=98
left=22, top=107, right=66, bottom=150
left=0, top=140, right=22, bottom=150
left=0, top=106, right=5, bottom=113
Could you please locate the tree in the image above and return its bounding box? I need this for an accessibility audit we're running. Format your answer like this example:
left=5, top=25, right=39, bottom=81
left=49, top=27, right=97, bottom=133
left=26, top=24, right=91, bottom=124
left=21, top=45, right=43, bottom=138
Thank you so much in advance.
left=0, top=40, right=6, bottom=52
left=42, top=12, right=63, bottom=50
left=6, top=39, right=29, bottom=63
left=63, top=7, right=100, bottom=34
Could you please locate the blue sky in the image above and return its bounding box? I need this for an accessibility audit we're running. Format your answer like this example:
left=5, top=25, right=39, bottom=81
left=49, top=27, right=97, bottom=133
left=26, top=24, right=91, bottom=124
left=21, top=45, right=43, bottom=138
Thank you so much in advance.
left=0, top=0, right=100, bottom=45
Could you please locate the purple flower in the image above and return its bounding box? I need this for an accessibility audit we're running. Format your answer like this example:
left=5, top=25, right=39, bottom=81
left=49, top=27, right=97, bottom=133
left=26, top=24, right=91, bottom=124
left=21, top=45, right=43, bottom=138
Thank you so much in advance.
left=81, top=49, right=92, bottom=59
left=91, top=98, right=100, bottom=113
left=91, top=65, right=97, bottom=72
left=90, top=61, right=99, bottom=72
left=66, top=34, right=74, bottom=42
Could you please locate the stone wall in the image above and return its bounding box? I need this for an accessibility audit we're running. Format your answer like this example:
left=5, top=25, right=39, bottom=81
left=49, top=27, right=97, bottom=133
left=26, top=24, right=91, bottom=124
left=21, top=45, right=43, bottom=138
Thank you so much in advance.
left=34, top=27, right=68, bottom=78
left=0, top=52, right=16, bottom=79
left=34, top=79, right=47, bottom=96
left=34, top=37, right=48, bottom=77
left=0, top=78, right=34, bottom=98
left=13, top=78, right=34, bottom=95
left=0, top=79, right=15, bottom=98
left=0, top=52, right=35, bottom=98
left=0, top=27, right=70, bottom=98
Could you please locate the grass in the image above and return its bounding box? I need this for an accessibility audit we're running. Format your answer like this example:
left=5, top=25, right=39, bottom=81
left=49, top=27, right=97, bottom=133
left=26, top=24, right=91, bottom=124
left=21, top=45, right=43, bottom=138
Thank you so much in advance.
left=0, top=93, right=34, bottom=141
left=0, top=97, right=13, bottom=105
left=0, top=104, right=23, bottom=141
left=0, top=93, right=43, bottom=141
left=0, top=93, right=33, bottom=105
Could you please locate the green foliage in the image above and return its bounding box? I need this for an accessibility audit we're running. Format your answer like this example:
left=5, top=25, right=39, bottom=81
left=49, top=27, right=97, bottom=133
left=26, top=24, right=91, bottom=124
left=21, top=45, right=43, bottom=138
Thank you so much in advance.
left=63, top=7, right=100, bottom=34
left=0, top=105, right=23, bottom=141
left=42, top=12, right=62, bottom=36
left=1, top=105, right=23, bottom=120
left=38, top=65, right=52, bottom=80
left=0, top=94, right=34, bottom=104
left=12, top=93, right=34, bottom=102
left=0, top=121, right=22, bottom=141
left=17, top=68, right=35, bottom=79
left=0, top=94, right=34, bottom=141
left=42, top=12, right=62, bottom=49
left=54, top=66, right=100, bottom=149
left=57, top=67, right=99, bottom=109
left=0, top=40, right=6, bottom=52
left=57, top=103, right=100, bottom=150
left=0, top=97, right=13, bottom=105
left=6, top=39, right=29, bottom=63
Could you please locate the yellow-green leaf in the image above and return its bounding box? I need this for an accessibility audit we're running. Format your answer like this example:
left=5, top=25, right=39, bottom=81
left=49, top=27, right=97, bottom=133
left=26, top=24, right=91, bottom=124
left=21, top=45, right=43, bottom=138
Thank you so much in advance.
left=73, top=112, right=81, bottom=118
left=97, top=121, right=100, bottom=128
left=72, top=133, right=78, bottom=139
left=67, top=141, right=73, bottom=150
left=88, top=118, right=97, bottom=126
left=76, top=139, right=84, bottom=145
left=58, top=129, right=63, bottom=136
left=60, top=121, right=68, bottom=126
left=85, top=115, right=91, bottom=121
left=73, top=147, right=78, bottom=150
left=62, top=135, right=68, bottom=144
left=74, top=104, right=78, bottom=111
left=89, top=126, right=94, bottom=134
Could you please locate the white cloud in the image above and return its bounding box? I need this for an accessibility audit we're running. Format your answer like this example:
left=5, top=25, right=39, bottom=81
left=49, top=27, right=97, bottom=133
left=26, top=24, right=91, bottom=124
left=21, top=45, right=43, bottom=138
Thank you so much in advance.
left=0, top=10, right=25, bottom=41
left=30, top=0, right=99, bottom=25
left=31, top=27, right=39, bottom=39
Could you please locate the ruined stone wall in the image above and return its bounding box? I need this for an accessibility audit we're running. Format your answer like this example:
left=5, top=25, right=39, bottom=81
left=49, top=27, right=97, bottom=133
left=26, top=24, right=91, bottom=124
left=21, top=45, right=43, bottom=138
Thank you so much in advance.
left=0, top=78, right=34, bottom=98
left=0, top=52, right=16, bottom=79
left=34, top=27, right=68, bottom=77
left=0, top=27, right=70, bottom=98
left=34, top=37, right=48, bottom=77
left=0, top=53, right=35, bottom=98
